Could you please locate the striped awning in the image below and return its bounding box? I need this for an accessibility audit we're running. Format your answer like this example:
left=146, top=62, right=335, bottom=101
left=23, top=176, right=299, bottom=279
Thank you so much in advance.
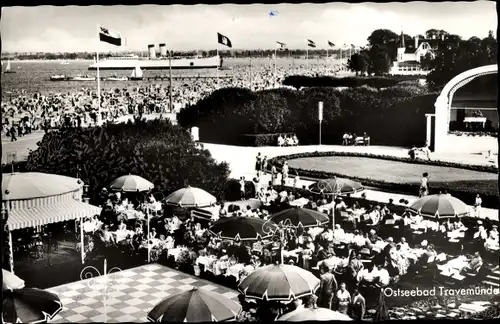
left=7, top=200, right=102, bottom=231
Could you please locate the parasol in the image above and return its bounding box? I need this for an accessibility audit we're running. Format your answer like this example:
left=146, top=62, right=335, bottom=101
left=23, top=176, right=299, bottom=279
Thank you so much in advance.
left=2, top=288, right=63, bottom=323
left=147, top=287, right=241, bottom=322
left=109, top=174, right=154, bottom=192
left=269, top=207, right=329, bottom=228
left=238, top=263, right=320, bottom=301
left=278, top=306, right=353, bottom=321
left=164, top=186, right=216, bottom=208
left=209, top=217, right=278, bottom=241
left=408, top=193, right=470, bottom=218
left=308, top=178, right=364, bottom=195
left=2, top=269, right=25, bottom=290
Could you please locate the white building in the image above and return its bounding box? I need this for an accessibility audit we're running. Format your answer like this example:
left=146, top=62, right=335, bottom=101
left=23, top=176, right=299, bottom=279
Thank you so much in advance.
left=390, top=31, right=438, bottom=75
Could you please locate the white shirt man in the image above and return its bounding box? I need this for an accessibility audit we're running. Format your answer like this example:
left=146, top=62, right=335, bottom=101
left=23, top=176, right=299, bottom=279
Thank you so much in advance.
left=369, top=210, right=380, bottom=225
left=357, top=268, right=373, bottom=283
left=474, top=195, right=482, bottom=217
left=169, top=216, right=181, bottom=232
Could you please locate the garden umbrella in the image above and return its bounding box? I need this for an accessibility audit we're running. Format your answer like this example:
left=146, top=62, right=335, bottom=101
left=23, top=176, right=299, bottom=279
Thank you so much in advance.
left=2, top=269, right=25, bottom=290
left=2, top=288, right=63, bottom=323
left=147, top=287, right=241, bottom=322
left=165, top=186, right=216, bottom=208
left=238, top=263, right=320, bottom=301
left=110, top=174, right=154, bottom=192
left=269, top=207, right=329, bottom=228
left=2, top=172, right=82, bottom=200
left=308, top=178, right=364, bottom=195
left=278, top=306, right=353, bottom=321
left=209, top=217, right=278, bottom=241
left=409, top=194, right=470, bottom=218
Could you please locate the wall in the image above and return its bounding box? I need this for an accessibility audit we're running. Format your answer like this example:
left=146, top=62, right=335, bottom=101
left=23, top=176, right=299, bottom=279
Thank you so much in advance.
left=440, top=134, right=498, bottom=154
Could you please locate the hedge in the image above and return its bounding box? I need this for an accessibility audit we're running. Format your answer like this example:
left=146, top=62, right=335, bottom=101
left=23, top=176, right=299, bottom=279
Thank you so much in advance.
left=282, top=75, right=425, bottom=89
left=178, top=86, right=437, bottom=147
left=267, top=151, right=499, bottom=209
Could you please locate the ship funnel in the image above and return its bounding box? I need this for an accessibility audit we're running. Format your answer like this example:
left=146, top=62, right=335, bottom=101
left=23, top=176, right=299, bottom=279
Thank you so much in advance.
left=159, top=44, right=167, bottom=57
left=148, top=44, right=156, bottom=59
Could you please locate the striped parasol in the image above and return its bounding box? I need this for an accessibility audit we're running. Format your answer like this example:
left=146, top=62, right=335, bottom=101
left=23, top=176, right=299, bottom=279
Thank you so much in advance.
left=165, top=186, right=216, bottom=208
left=147, top=287, right=241, bottom=322
left=238, top=263, right=320, bottom=301
left=409, top=194, right=470, bottom=218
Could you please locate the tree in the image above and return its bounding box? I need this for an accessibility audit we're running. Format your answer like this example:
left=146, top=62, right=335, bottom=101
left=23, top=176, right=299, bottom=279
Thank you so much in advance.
left=367, top=45, right=392, bottom=76
left=25, top=119, right=231, bottom=202
left=347, top=52, right=369, bottom=76
left=367, top=29, right=399, bottom=60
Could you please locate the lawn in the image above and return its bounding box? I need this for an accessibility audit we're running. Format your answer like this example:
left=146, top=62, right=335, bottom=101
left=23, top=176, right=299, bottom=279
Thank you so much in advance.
left=287, top=156, right=498, bottom=206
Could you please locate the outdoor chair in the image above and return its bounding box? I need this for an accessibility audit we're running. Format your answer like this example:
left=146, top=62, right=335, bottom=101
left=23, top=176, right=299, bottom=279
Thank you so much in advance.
left=29, top=245, right=44, bottom=262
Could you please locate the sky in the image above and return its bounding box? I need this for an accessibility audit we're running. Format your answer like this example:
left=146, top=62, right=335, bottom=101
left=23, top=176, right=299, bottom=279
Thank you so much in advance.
left=1, top=2, right=497, bottom=53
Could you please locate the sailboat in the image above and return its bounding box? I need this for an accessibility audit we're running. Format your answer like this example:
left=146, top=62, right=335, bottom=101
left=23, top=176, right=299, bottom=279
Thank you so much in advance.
left=3, top=59, right=16, bottom=73
left=129, top=65, right=144, bottom=81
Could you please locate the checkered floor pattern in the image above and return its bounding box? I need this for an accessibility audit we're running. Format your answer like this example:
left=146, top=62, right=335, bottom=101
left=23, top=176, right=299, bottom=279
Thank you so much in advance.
left=46, top=263, right=240, bottom=323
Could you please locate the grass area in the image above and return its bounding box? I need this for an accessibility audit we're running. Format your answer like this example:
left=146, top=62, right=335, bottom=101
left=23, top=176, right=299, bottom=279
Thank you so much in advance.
left=287, top=156, right=498, bottom=202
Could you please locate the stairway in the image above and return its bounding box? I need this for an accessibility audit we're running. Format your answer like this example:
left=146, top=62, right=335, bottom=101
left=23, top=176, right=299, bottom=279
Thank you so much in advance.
left=481, top=268, right=500, bottom=288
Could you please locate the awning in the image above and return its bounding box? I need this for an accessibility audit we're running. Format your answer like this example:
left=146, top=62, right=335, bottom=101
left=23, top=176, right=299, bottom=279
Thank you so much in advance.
left=191, top=207, right=215, bottom=220
left=7, top=200, right=102, bottom=231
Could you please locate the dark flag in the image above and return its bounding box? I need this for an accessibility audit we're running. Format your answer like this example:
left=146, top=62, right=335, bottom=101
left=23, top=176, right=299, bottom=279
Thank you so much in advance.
left=99, top=26, right=122, bottom=46
left=276, top=41, right=287, bottom=50
left=328, top=41, right=335, bottom=47
left=307, top=39, right=316, bottom=48
left=217, top=33, right=232, bottom=48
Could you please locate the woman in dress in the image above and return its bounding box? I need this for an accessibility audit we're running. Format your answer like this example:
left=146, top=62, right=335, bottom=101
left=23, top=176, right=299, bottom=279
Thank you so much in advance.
left=255, top=152, right=262, bottom=176
left=336, top=282, right=351, bottom=314
left=419, top=172, right=429, bottom=197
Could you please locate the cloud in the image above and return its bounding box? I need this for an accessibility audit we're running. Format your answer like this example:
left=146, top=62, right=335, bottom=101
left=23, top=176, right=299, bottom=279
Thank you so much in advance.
left=1, top=3, right=496, bottom=52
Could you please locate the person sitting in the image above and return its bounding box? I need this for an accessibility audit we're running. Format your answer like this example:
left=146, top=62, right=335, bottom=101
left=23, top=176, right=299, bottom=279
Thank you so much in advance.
left=83, top=217, right=95, bottom=233
left=484, top=225, right=499, bottom=251
left=292, top=134, right=299, bottom=146
left=463, top=252, right=483, bottom=274
left=473, top=225, right=488, bottom=241
left=102, top=225, right=115, bottom=245
left=333, top=224, right=345, bottom=239
left=277, top=135, right=285, bottom=147
left=357, top=265, right=375, bottom=285
left=348, top=253, right=364, bottom=280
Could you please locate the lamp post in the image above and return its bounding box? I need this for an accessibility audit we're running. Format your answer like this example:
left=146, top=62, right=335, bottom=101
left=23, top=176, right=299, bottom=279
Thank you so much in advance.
left=262, top=218, right=295, bottom=265
left=318, top=101, right=323, bottom=145
left=80, top=259, right=123, bottom=323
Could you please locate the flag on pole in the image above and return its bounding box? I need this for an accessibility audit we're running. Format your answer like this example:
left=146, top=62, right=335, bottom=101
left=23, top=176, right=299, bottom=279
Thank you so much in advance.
left=307, top=39, right=316, bottom=48
left=99, top=26, right=122, bottom=46
left=328, top=41, right=335, bottom=47
left=276, top=41, right=287, bottom=50
left=217, top=33, right=232, bottom=48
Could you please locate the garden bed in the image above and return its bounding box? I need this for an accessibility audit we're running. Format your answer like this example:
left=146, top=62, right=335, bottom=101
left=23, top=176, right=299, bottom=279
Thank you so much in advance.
left=267, top=152, right=499, bottom=209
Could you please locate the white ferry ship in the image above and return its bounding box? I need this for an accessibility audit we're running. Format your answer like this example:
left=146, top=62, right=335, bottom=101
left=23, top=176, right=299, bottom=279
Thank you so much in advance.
left=88, top=46, right=220, bottom=71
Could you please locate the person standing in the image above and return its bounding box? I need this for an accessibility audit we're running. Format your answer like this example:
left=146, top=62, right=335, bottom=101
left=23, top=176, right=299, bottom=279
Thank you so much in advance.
left=239, top=177, right=246, bottom=201
left=282, top=161, right=289, bottom=186
left=336, top=282, right=351, bottom=314
left=351, top=288, right=366, bottom=320
left=271, top=165, right=277, bottom=185
left=255, top=153, right=262, bottom=176
left=317, top=264, right=337, bottom=309
left=419, top=172, right=429, bottom=197
left=9, top=124, right=17, bottom=142
left=474, top=194, right=482, bottom=218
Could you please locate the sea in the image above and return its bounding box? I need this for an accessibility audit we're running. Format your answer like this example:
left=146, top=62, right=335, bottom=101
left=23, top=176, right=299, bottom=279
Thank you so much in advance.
left=1, top=57, right=334, bottom=100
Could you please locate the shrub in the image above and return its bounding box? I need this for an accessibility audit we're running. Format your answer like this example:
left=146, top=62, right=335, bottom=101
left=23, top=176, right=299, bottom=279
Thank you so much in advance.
left=282, top=75, right=423, bottom=89
left=25, top=119, right=231, bottom=203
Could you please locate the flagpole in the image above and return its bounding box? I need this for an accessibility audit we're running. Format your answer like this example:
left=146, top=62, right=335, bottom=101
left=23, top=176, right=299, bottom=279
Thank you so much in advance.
left=249, top=55, right=253, bottom=90
left=306, top=48, right=309, bottom=73
left=274, top=46, right=277, bottom=88
left=169, top=50, right=173, bottom=113
left=216, top=48, right=219, bottom=89
left=96, top=24, right=101, bottom=126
